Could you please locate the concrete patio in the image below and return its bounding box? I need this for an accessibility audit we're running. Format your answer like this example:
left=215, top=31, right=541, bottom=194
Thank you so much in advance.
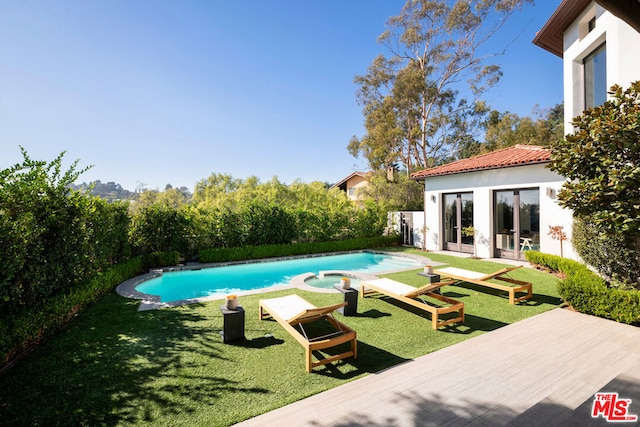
left=235, top=308, right=640, bottom=426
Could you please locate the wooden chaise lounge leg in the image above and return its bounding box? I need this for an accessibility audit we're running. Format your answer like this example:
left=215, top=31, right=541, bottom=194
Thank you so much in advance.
left=306, top=348, right=312, bottom=373
left=495, top=277, right=533, bottom=304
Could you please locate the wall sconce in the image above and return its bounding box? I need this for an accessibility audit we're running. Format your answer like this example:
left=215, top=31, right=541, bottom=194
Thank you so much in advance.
left=546, top=187, right=556, bottom=198
left=430, top=194, right=437, bottom=203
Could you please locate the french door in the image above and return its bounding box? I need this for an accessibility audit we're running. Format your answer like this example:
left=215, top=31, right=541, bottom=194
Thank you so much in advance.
left=494, top=189, right=540, bottom=259
left=443, top=193, right=474, bottom=253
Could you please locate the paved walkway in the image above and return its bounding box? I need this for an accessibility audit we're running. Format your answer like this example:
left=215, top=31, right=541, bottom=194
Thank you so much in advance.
left=236, top=308, right=640, bottom=426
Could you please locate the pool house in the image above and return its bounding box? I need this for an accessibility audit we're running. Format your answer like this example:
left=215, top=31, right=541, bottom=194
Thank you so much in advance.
left=408, top=145, right=577, bottom=261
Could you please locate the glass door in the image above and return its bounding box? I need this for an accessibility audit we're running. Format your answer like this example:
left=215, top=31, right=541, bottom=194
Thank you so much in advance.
left=443, top=193, right=474, bottom=253
left=461, top=193, right=474, bottom=246
left=495, top=190, right=516, bottom=258
left=518, top=189, right=540, bottom=257
left=494, top=189, right=540, bottom=259
left=444, top=194, right=458, bottom=250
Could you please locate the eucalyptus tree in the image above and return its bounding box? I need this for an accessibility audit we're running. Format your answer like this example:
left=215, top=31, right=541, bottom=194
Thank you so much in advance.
left=349, top=0, right=533, bottom=171
left=482, top=103, right=565, bottom=152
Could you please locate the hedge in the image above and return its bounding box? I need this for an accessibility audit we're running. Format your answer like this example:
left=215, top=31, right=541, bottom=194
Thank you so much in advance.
left=141, top=251, right=181, bottom=269
left=0, top=258, right=145, bottom=371
left=525, top=251, right=640, bottom=325
left=198, top=235, right=402, bottom=263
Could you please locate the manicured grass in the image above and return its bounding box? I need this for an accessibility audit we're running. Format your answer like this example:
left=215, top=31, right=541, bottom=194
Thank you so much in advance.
left=0, top=249, right=562, bottom=426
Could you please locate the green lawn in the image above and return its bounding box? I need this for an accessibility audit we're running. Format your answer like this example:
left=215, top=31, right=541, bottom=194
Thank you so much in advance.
left=0, top=249, right=562, bottom=426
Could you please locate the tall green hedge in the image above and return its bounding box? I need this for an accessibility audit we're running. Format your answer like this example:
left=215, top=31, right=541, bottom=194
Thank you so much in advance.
left=0, top=151, right=132, bottom=315
left=1, top=258, right=144, bottom=368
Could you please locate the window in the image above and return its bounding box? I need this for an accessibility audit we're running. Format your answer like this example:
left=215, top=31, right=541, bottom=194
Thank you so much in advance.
left=584, top=43, right=607, bottom=109
left=588, top=17, right=596, bottom=33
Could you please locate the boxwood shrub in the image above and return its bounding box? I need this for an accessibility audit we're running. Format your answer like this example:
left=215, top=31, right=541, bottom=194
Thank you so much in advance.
left=525, top=251, right=640, bottom=325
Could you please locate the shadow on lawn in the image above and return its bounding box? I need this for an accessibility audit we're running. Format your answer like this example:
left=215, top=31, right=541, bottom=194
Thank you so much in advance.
left=450, top=282, right=562, bottom=306
left=0, top=295, right=270, bottom=426
left=372, top=296, right=508, bottom=333
left=313, top=340, right=410, bottom=380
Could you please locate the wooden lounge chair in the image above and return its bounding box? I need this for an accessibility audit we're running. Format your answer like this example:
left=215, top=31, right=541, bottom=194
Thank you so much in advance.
left=360, top=278, right=464, bottom=329
left=437, top=266, right=533, bottom=304
left=259, top=294, right=357, bottom=373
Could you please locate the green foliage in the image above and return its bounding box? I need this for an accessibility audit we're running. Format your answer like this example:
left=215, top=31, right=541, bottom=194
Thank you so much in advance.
left=0, top=257, right=143, bottom=366
left=351, top=0, right=532, bottom=171
left=357, top=171, right=423, bottom=210
left=141, top=251, right=180, bottom=269
left=548, top=81, right=640, bottom=283
left=525, top=251, right=640, bottom=324
left=241, top=203, right=297, bottom=246
left=129, top=204, right=191, bottom=256
left=187, top=176, right=387, bottom=249
left=198, top=236, right=401, bottom=263
left=87, top=198, right=132, bottom=266
left=572, top=218, right=640, bottom=288
left=482, top=104, right=564, bottom=152
left=130, top=187, right=190, bottom=214
left=549, top=81, right=640, bottom=234
left=0, top=148, right=130, bottom=315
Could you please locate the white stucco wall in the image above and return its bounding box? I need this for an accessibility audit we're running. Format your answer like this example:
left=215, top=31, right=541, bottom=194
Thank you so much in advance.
left=388, top=210, right=426, bottom=250
left=418, top=163, right=577, bottom=260
left=563, top=3, right=640, bottom=131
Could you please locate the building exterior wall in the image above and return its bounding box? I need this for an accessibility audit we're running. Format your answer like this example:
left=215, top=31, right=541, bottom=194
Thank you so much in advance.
left=346, top=175, right=368, bottom=201
left=414, top=164, right=576, bottom=260
left=563, top=2, right=640, bottom=131
left=388, top=211, right=426, bottom=249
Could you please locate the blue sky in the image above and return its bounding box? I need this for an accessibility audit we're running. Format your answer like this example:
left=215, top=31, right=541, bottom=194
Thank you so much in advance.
left=0, top=1, right=562, bottom=192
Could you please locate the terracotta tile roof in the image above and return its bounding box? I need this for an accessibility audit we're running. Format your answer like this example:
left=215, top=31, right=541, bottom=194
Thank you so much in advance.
left=411, top=145, right=551, bottom=179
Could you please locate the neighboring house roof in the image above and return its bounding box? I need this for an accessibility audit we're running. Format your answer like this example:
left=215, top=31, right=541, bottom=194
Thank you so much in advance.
left=410, top=145, right=550, bottom=179
left=330, top=171, right=369, bottom=191
left=532, top=0, right=591, bottom=57
left=533, top=0, right=640, bottom=57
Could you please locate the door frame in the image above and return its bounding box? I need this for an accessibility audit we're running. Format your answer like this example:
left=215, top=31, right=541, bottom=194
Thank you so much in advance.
left=443, top=192, right=474, bottom=254
left=493, top=188, right=539, bottom=260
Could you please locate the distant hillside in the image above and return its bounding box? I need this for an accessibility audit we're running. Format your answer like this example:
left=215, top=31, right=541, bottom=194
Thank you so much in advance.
left=72, top=180, right=136, bottom=202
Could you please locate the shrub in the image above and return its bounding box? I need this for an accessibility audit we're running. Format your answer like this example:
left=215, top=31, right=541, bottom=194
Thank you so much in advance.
left=141, top=251, right=181, bottom=269
left=0, top=150, right=132, bottom=315
left=1, top=258, right=144, bottom=369
left=129, top=204, right=191, bottom=256
left=525, top=251, right=640, bottom=325
left=572, top=217, right=639, bottom=287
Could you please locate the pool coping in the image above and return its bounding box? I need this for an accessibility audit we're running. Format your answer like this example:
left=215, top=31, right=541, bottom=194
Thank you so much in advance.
left=115, top=250, right=442, bottom=311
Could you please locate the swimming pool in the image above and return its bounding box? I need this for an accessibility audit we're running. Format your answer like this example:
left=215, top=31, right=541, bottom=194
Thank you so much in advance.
left=135, top=251, right=422, bottom=303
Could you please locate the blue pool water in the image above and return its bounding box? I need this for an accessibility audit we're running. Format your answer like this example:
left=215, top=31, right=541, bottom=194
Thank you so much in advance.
left=136, top=252, right=422, bottom=303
